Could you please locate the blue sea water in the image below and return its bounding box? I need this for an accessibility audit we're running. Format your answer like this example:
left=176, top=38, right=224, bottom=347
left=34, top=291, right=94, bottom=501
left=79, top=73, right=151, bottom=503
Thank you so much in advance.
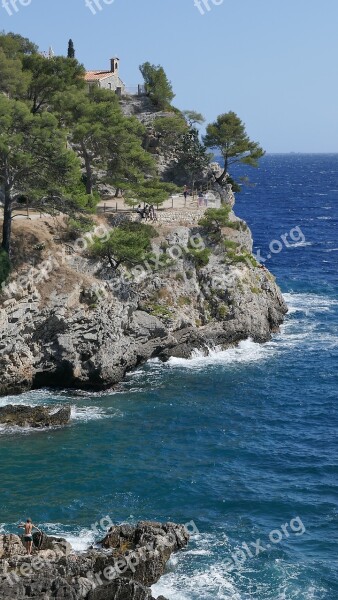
left=0, top=154, right=337, bottom=599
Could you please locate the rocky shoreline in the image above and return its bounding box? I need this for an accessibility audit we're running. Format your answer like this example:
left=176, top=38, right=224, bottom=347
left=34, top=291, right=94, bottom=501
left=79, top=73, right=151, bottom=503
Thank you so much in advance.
left=0, top=521, right=189, bottom=599
left=0, top=204, right=287, bottom=398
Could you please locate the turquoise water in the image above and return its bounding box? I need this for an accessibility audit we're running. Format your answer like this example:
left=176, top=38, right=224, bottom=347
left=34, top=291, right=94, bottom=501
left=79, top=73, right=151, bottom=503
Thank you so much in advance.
left=1, top=155, right=337, bottom=599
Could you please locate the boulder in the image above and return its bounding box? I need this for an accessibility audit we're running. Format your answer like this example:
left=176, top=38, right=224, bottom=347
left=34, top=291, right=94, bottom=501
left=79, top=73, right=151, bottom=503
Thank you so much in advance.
left=32, top=531, right=72, bottom=556
left=0, top=404, right=71, bottom=428
left=0, top=534, right=26, bottom=559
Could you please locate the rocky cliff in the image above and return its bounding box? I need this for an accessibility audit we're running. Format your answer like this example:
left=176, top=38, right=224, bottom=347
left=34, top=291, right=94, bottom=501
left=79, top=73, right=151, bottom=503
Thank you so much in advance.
left=0, top=204, right=287, bottom=397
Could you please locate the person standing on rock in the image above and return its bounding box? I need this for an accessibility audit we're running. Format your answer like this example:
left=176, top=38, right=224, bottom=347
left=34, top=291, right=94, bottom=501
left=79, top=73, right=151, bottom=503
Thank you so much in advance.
left=18, top=518, right=40, bottom=555
left=183, top=185, right=188, bottom=204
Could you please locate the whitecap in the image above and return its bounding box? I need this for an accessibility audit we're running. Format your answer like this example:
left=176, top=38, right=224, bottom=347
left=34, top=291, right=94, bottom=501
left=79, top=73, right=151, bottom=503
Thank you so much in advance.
left=36, top=523, right=96, bottom=552
left=283, top=292, right=338, bottom=313
left=70, top=406, right=121, bottom=422
left=167, top=339, right=276, bottom=369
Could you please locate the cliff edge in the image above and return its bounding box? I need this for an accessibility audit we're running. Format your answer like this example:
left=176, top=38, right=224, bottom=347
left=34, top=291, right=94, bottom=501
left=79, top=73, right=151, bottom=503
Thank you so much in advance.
left=0, top=204, right=287, bottom=397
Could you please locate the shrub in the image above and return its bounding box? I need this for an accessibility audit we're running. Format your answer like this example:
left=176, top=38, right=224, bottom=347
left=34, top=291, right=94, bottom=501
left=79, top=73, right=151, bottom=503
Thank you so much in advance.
left=199, top=206, right=231, bottom=229
left=223, top=240, right=239, bottom=250
left=178, top=295, right=191, bottom=307
left=147, top=303, right=172, bottom=318
left=224, top=249, right=260, bottom=268
left=187, top=248, right=211, bottom=268
left=90, top=221, right=157, bottom=269
left=67, top=215, right=94, bottom=239
left=218, top=304, right=229, bottom=319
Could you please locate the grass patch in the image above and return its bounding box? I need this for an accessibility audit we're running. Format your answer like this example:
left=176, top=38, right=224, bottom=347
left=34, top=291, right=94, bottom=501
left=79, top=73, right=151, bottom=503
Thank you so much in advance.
left=147, top=303, right=172, bottom=318
left=178, top=295, right=191, bottom=307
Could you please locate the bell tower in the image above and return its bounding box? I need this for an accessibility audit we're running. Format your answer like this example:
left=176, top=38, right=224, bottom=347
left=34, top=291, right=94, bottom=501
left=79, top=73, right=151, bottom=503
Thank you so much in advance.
left=110, top=57, right=120, bottom=74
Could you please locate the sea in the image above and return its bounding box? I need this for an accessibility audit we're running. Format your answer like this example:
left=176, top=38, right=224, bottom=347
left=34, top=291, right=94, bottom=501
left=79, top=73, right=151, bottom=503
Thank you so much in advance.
left=0, top=154, right=337, bottom=600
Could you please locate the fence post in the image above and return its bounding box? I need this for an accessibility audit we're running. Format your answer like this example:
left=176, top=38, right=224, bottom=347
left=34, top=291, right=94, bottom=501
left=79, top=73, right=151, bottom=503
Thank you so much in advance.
left=116, top=202, right=118, bottom=212
left=172, top=196, right=174, bottom=209
left=27, top=205, right=29, bottom=219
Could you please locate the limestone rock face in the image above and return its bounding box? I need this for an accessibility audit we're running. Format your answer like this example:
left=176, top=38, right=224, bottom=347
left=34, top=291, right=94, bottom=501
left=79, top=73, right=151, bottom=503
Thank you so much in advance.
left=0, top=404, right=71, bottom=427
left=0, top=522, right=187, bottom=599
left=0, top=213, right=287, bottom=397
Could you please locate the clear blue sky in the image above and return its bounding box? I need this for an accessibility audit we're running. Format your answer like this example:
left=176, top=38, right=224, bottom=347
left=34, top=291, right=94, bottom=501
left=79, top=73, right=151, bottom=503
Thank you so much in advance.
left=1, top=0, right=338, bottom=152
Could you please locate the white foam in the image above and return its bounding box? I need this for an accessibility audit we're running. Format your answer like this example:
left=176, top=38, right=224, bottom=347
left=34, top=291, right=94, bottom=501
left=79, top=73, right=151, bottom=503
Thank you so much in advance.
left=0, top=389, right=57, bottom=407
left=284, top=292, right=338, bottom=313
left=152, top=563, right=241, bottom=600
left=63, top=529, right=96, bottom=552
left=36, top=523, right=96, bottom=552
left=167, top=339, right=275, bottom=370
left=71, top=406, right=107, bottom=422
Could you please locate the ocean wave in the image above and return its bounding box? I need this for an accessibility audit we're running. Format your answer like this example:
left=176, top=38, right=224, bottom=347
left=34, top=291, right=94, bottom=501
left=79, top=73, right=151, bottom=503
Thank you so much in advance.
left=0, top=424, right=62, bottom=436
left=0, top=389, right=61, bottom=408
left=152, top=533, right=328, bottom=600
left=137, top=291, right=337, bottom=374
left=167, top=339, right=276, bottom=370
left=283, top=292, right=338, bottom=313
left=32, top=523, right=96, bottom=552
left=70, top=406, right=118, bottom=422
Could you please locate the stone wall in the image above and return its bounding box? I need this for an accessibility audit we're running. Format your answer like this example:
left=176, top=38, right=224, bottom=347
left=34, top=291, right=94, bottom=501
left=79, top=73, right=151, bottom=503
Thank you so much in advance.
left=155, top=209, right=206, bottom=225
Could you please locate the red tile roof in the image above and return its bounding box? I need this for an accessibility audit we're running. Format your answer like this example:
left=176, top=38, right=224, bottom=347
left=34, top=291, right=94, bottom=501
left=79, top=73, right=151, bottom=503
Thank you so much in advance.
left=84, top=71, right=113, bottom=82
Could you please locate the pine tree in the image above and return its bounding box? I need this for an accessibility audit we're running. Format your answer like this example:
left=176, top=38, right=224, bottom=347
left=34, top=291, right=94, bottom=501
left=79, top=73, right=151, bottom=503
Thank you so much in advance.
left=67, top=39, right=75, bottom=59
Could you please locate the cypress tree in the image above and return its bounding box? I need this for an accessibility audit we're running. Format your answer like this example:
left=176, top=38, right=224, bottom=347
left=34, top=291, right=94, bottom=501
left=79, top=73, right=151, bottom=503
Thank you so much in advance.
left=67, top=39, right=75, bottom=59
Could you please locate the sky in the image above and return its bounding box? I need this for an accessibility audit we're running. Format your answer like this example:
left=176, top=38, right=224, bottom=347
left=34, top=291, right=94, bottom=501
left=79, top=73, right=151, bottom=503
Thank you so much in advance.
left=1, top=0, right=338, bottom=152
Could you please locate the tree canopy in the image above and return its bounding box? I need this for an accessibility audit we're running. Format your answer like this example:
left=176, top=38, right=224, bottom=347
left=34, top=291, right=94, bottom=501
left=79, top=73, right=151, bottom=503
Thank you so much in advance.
left=204, top=111, right=265, bottom=185
left=90, top=221, right=157, bottom=270
left=0, top=95, right=83, bottom=253
left=139, top=62, right=175, bottom=109
left=67, top=39, right=75, bottom=59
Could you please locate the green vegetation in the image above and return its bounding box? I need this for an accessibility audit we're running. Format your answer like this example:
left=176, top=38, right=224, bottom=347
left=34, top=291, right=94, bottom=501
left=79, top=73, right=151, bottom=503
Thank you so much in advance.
left=0, top=94, right=82, bottom=253
left=182, top=110, right=205, bottom=126
left=217, top=304, right=229, bottom=319
left=199, top=207, right=231, bottom=237
left=178, top=295, right=191, bottom=307
left=175, top=272, right=185, bottom=282
left=139, top=62, right=175, bottom=109
left=0, top=248, right=10, bottom=286
left=90, top=221, right=157, bottom=270
left=146, top=303, right=172, bottom=318
left=67, top=39, right=75, bottom=59
left=224, top=249, right=260, bottom=268
left=187, top=248, right=211, bottom=268
left=124, top=180, right=179, bottom=209
left=223, top=240, right=239, bottom=250
left=66, top=216, right=95, bottom=239
left=204, top=111, right=265, bottom=187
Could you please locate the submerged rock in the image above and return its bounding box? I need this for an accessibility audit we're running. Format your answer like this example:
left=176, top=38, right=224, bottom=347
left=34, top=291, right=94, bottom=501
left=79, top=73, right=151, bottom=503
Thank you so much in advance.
left=0, top=522, right=186, bottom=599
left=0, top=404, right=71, bottom=428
